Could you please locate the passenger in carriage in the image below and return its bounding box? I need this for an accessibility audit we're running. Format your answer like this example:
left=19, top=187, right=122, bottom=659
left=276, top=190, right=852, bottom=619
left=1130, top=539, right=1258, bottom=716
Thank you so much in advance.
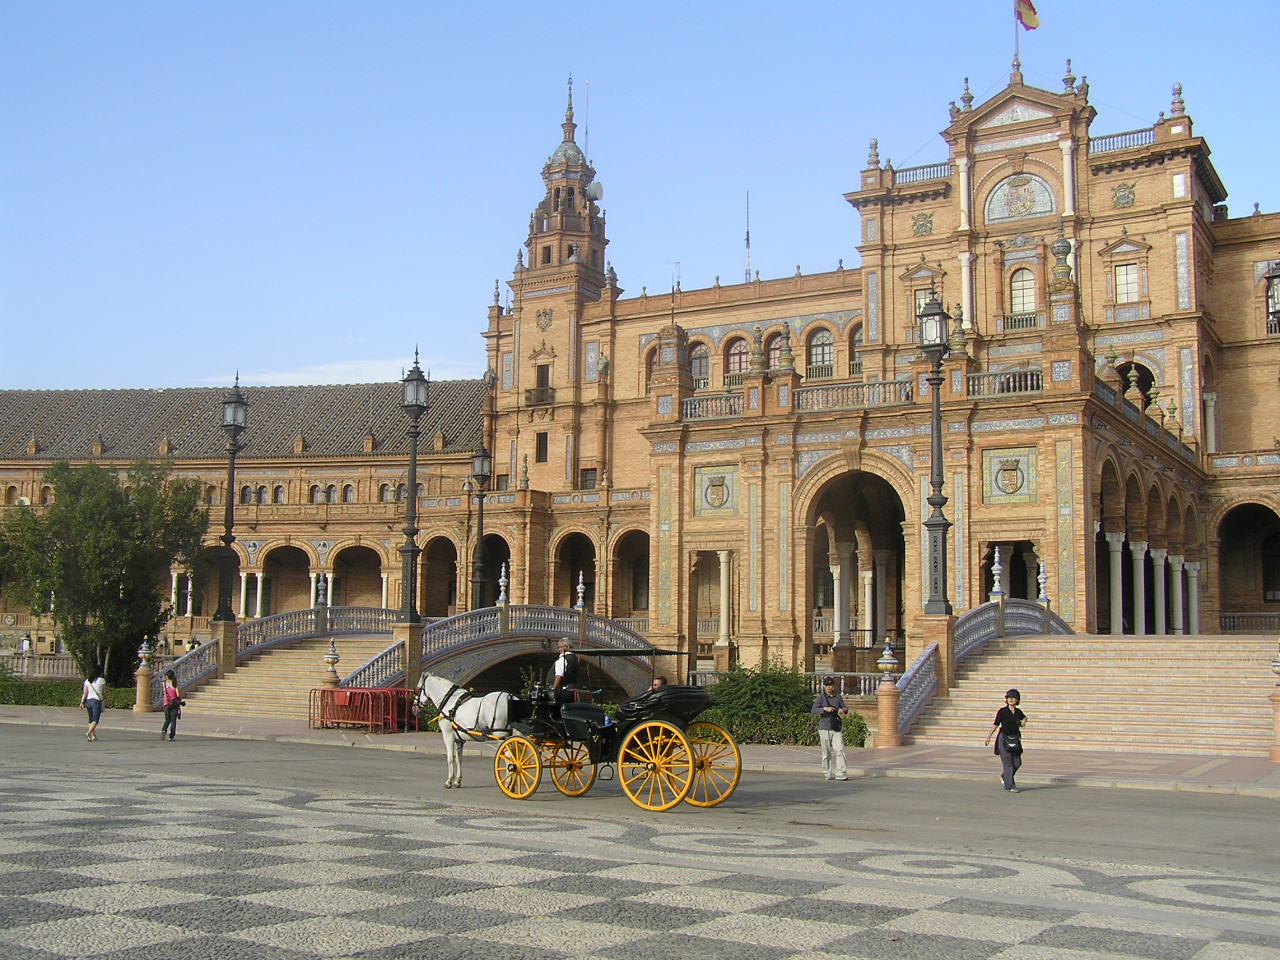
left=649, top=675, right=668, bottom=693
left=551, top=638, right=581, bottom=701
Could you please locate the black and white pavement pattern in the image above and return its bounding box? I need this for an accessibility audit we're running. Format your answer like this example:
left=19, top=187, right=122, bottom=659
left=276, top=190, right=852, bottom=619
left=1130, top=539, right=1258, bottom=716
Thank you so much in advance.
left=2, top=761, right=1278, bottom=959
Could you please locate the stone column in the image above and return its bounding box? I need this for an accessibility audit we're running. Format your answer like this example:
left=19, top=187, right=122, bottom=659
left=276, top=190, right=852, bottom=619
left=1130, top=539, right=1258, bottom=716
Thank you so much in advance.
left=185, top=573, right=193, bottom=619
left=1130, top=540, right=1148, bottom=636
left=1059, top=138, right=1076, bottom=216
left=1168, top=554, right=1185, bottom=635
left=1203, top=392, right=1217, bottom=454
left=309, top=572, right=318, bottom=608
left=873, top=550, right=890, bottom=642
left=956, top=156, right=971, bottom=229
left=860, top=570, right=875, bottom=647
left=958, top=250, right=974, bottom=329
left=1104, top=533, right=1125, bottom=634
left=381, top=572, right=389, bottom=610
left=238, top=571, right=248, bottom=619
left=1149, top=548, right=1167, bottom=634
left=254, top=573, right=265, bottom=618
left=1185, top=561, right=1201, bottom=634
left=170, top=571, right=179, bottom=612
left=716, top=550, right=732, bottom=647
left=834, top=543, right=853, bottom=647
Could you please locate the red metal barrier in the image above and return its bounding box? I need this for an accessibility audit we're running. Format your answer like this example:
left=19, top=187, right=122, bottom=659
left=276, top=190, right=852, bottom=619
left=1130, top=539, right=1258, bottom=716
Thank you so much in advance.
left=310, top=687, right=419, bottom=733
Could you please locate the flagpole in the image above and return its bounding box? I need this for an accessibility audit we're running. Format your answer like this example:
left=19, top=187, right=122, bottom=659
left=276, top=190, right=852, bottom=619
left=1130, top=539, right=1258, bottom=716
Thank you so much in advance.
left=1013, top=0, right=1020, bottom=68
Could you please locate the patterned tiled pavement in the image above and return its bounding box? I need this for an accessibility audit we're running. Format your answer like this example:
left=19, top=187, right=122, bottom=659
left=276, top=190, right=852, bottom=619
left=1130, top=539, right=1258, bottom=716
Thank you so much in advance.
left=2, top=758, right=1279, bottom=960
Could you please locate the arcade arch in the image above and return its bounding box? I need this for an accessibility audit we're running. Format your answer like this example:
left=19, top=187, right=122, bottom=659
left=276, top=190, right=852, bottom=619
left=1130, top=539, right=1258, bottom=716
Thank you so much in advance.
left=330, top=545, right=382, bottom=607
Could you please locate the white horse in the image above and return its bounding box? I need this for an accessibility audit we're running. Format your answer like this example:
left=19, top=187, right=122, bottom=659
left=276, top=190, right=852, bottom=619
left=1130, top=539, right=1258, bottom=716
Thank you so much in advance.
left=415, top=673, right=516, bottom=788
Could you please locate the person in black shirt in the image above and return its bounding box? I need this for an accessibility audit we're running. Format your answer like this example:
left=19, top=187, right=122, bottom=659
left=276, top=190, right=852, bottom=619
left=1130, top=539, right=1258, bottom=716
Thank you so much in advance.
left=984, top=688, right=1027, bottom=793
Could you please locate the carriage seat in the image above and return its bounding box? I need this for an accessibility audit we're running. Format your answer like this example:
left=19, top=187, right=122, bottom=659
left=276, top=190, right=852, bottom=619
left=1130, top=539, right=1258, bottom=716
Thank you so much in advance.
left=560, top=702, right=608, bottom=740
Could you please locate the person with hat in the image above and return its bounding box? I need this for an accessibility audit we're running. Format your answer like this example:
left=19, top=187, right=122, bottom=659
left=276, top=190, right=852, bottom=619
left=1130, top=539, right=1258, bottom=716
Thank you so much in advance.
left=811, top=676, right=850, bottom=781
left=985, top=689, right=1027, bottom=793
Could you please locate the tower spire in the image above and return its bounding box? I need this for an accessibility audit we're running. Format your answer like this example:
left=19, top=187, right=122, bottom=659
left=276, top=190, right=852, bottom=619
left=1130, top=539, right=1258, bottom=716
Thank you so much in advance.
left=744, top=191, right=753, bottom=285
left=563, top=74, right=576, bottom=142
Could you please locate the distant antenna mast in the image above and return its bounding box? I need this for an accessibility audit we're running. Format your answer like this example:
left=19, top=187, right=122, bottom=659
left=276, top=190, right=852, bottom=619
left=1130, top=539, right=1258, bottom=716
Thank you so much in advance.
left=668, top=260, right=682, bottom=290
left=744, top=191, right=753, bottom=284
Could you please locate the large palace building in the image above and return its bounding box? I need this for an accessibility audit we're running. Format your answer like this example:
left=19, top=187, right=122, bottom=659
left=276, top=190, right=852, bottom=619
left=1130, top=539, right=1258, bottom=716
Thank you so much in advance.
left=3, top=62, right=1280, bottom=676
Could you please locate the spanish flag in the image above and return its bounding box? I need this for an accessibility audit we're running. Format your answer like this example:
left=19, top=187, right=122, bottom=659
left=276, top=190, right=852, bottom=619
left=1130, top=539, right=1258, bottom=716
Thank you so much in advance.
left=1016, top=0, right=1039, bottom=29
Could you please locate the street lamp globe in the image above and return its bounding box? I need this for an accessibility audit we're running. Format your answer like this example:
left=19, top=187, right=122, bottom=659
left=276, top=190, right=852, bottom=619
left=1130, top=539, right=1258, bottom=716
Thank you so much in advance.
left=471, top=447, right=493, bottom=491
left=918, top=288, right=951, bottom=355
left=222, top=376, right=248, bottom=440
left=402, top=356, right=430, bottom=416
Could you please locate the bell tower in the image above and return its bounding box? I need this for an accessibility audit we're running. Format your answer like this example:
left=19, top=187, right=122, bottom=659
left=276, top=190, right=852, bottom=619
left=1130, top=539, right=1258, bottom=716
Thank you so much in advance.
left=491, top=78, right=611, bottom=497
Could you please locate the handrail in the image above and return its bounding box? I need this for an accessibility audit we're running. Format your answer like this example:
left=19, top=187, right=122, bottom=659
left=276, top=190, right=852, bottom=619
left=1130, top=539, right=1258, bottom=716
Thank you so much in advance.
left=148, top=641, right=221, bottom=708
left=892, top=162, right=953, bottom=184
left=795, top=378, right=913, bottom=411
left=895, top=643, right=938, bottom=734
left=967, top=369, right=1043, bottom=397
left=683, top=393, right=742, bottom=420
left=1089, top=128, right=1156, bottom=153
left=955, top=598, right=1074, bottom=667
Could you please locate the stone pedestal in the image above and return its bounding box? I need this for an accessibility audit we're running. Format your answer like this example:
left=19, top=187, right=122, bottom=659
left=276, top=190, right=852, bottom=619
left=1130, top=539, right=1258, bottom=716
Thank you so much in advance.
left=210, top=620, right=238, bottom=679
left=921, top=614, right=957, bottom=697
left=873, top=679, right=902, bottom=748
left=1270, top=687, right=1280, bottom=763
left=133, top=658, right=153, bottom=713
left=394, top=621, right=421, bottom=690
left=829, top=644, right=856, bottom=673
left=713, top=644, right=735, bottom=673
left=321, top=640, right=341, bottom=688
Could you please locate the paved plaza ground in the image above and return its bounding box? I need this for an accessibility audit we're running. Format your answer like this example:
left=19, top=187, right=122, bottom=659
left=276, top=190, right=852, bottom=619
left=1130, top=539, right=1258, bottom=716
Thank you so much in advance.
left=1, top=711, right=1277, bottom=959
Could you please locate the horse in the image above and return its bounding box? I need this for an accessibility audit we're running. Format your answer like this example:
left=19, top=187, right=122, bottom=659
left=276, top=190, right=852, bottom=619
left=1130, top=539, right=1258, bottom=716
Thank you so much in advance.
left=415, top=673, right=517, bottom=788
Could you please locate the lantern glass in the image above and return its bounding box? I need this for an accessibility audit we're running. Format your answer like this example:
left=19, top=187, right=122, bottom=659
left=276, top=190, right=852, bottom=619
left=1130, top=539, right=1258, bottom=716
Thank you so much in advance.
left=472, top=447, right=493, bottom=485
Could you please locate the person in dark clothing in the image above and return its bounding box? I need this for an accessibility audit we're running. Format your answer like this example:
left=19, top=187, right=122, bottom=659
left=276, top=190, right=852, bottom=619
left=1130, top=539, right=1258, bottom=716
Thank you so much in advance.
left=985, top=688, right=1027, bottom=793
left=551, top=638, right=580, bottom=700
left=811, top=677, right=850, bottom=781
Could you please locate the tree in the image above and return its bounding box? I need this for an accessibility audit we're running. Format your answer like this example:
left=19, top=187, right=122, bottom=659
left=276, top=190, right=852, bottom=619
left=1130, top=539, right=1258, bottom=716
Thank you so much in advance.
left=0, top=461, right=208, bottom=685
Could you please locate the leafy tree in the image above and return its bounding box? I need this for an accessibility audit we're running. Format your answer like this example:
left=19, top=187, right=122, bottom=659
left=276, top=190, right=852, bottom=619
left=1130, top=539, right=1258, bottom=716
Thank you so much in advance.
left=0, top=461, right=207, bottom=685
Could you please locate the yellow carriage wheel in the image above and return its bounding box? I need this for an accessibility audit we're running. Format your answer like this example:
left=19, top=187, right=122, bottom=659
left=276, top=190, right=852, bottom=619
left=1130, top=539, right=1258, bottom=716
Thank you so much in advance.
left=494, top=736, right=542, bottom=799
left=684, top=722, right=742, bottom=807
left=547, top=741, right=598, bottom=797
left=618, top=720, right=693, bottom=811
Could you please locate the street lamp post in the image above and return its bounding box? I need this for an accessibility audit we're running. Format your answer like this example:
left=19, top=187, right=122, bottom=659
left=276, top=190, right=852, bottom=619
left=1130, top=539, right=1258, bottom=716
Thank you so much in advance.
left=469, top=447, right=492, bottom=610
left=399, top=354, right=430, bottom=624
left=918, top=289, right=953, bottom=616
left=212, top=377, right=248, bottom=623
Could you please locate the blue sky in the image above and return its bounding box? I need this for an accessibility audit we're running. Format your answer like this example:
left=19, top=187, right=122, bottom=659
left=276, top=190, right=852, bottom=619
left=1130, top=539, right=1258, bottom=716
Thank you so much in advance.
left=4, top=1, right=1276, bottom=389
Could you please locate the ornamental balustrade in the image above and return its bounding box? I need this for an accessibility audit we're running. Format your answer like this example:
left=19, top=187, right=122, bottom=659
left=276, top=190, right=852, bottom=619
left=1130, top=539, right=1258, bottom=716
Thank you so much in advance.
left=966, top=369, right=1043, bottom=397
left=1089, top=128, right=1156, bottom=153
left=682, top=393, right=741, bottom=420
left=795, top=378, right=913, bottom=411
left=1220, top=612, right=1280, bottom=632
left=891, top=162, right=953, bottom=184
left=895, top=643, right=938, bottom=734
left=148, top=640, right=221, bottom=708
left=954, top=598, right=1073, bottom=666
left=1000, top=311, right=1043, bottom=331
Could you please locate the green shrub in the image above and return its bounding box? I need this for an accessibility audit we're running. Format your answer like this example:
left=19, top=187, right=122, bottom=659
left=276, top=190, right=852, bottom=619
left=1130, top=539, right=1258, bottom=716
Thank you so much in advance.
left=0, top=679, right=134, bottom=710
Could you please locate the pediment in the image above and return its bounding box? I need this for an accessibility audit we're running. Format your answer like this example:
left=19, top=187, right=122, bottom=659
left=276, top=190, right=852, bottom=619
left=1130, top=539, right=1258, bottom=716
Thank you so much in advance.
left=977, top=100, right=1055, bottom=128
left=1097, top=236, right=1152, bottom=258
left=900, top=263, right=943, bottom=284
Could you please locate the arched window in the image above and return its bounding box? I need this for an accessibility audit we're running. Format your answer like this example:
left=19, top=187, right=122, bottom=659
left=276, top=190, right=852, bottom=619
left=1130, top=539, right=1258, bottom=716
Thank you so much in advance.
left=1010, top=268, right=1036, bottom=314
left=806, top=329, right=834, bottom=379
left=395, top=483, right=407, bottom=502
left=240, top=485, right=253, bottom=505
left=205, top=486, right=216, bottom=505
left=379, top=483, right=392, bottom=502
left=1267, top=270, right=1280, bottom=336
left=849, top=323, right=864, bottom=375
left=4, top=486, right=17, bottom=505
left=325, top=484, right=337, bottom=504
left=725, top=338, right=749, bottom=385
left=310, top=484, right=323, bottom=504
left=40, top=486, right=53, bottom=505
left=342, top=484, right=355, bottom=504
left=765, top=334, right=783, bottom=370
left=273, top=485, right=286, bottom=504
left=689, top=342, right=710, bottom=389
left=645, top=348, right=658, bottom=394
left=256, top=485, right=268, bottom=504
left=416, top=482, right=425, bottom=499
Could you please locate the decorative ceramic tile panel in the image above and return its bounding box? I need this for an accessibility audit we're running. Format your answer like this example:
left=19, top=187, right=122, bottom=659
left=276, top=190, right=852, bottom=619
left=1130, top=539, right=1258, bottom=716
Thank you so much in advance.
left=867, top=272, right=879, bottom=341
left=1179, top=346, right=1196, bottom=432
left=1052, top=361, right=1072, bottom=381
left=798, top=449, right=836, bottom=475
left=1175, top=232, right=1191, bottom=309
left=778, top=481, right=791, bottom=611
left=584, top=342, right=599, bottom=381
left=982, top=447, right=1037, bottom=504
left=952, top=471, right=965, bottom=609
left=693, top=465, right=739, bottom=517
left=866, top=426, right=914, bottom=439
left=657, top=395, right=673, bottom=415
left=973, top=417, right=1044, bottom=433
left=1056, top=439, right=1076, bottom=622
left=749, top=483, right=760, bottom=612
left=657, top=466, right=672, bottom=624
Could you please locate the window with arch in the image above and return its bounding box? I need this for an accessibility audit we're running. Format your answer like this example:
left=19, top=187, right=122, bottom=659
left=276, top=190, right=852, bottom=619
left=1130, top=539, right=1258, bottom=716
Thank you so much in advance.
left=806, top=329, right=834, bottom=379
left=395, top=483, right=407, bottom=502
left=40, top=486, right=53, bottom=505
left=272, top=485, right=286, bottom=504
left=342, top=484, right=355, bottom=504
left=240, top=486, right=253, bottom=505
left=1268, top=271, right=1280, bottom=336
left=310, top=485, right=323, bottom=504
left=5, top=485, right=18, bottom=505
left=725, top=337, right=749, bottom=385
left=379, top=483, right=392, bottom=502
left=325, top=484, right=337, bottom=504
left=205, top=486, right=217, bottom=505
left=1010, top=268, right=1036, bottom=314
left=688, top=342, right=710, bottom=389
left=765, top=333, right=783, bottom=370
left=256, top=485, right=268, bottom=504
left=644, top=347, right=658, bottom=394
left=848, top=324, right=864, bottom=375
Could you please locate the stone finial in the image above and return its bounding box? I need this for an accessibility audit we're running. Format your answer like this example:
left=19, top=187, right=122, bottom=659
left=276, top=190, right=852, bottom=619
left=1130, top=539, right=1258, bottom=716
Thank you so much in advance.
left=949, top=101, right=960, bottom=122
left=1063, top=59, right=1076, bottom=94
left=749, top=325, right=767, bottom=374
left=960, top=77, right=973, bottom=111
left=838, top=258, right=844, bottom=271
left=1171, top=82, right=1185, bottom=116
left=1077, top=76, right=1089, bottom=101
left=493, top=279, right=500, bottom=305
left=515, top=249, right=524, bottom=269
left=1011, top=55, right=1023, bottom=85
left=1157, top=110, right=1166, bottom=124
left=321, top=639, right=340, bottom=687
left=1124, top=365, right=1143, bottom=403
left=867, top=137, right=880, bottom=168
left=27, top=435, right=38, bottom=457
left=1037, top=563, right=1050, bottom=605
left=498, top=563, right=509, bottom=605
left=607, top=261, right=617, bottom=286
left=990, top=546, right=1005, bottom=601
left=575, top=571, right=586, bottom=610
left=794, top=265, right=802, bottom=277
left=519, top=453, right=529, bottom=490
left=777, top=326, right=795, bottom=371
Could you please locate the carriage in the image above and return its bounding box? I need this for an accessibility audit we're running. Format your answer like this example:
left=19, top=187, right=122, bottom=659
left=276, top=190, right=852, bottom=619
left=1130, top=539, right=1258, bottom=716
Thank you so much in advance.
left=492, top=650, right=742, bottom=811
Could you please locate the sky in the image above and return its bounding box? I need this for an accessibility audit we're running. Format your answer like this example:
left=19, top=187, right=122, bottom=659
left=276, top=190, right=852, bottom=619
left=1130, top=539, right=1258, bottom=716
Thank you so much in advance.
left=4, top=1, right=1277, bottom=390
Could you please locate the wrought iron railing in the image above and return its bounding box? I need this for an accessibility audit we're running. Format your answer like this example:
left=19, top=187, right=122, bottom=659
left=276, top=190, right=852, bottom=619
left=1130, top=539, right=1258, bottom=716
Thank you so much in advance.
left=795, top=378, right=913, bottom=411
left=895, top=643, right=938, bottom=734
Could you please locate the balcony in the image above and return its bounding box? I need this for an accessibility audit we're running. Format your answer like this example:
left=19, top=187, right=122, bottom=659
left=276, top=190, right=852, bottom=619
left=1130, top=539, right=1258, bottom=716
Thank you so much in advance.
left=723, top=372, right=745, bottom=389
left=683, top=393, right=743, bottom=420
left=1001, top=311, right=1042, bottom=332
left=967, top=369, right=1043, bottom=397
left=525, top=386, right=556, bottom=406
left=1089, top=128, right=1156, bottom=153
left=795, top=379, right=913, bottom=411
left=848, top=356, right=863, bottom=377
left=805, top=362, right=834, bottom=380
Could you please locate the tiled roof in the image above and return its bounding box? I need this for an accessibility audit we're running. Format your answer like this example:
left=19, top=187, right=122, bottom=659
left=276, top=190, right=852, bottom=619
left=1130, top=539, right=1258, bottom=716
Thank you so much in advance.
left=0, top=381, right=485, bottom=461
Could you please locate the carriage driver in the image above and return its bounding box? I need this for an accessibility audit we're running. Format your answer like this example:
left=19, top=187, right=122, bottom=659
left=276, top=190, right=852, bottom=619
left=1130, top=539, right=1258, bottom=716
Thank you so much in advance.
left=552, top=638, right=581, bottom=697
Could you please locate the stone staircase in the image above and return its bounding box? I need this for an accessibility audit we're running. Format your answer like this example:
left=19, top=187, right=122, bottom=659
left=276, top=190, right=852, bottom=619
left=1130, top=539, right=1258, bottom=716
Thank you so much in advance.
left=186, top=635, right=397, bottom=720
left=909, top=633, right=1277, bottom=756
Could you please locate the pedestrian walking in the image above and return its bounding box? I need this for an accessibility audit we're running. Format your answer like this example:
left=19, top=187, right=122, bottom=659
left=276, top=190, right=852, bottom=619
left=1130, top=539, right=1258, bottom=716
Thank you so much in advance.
left=79, top=672, right=107, bottom=742
left=160, top=670, right=183, bottom=741
left=985, top=688, right=1027, bottom=793
left=811, top=676, right=850, bottom=781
